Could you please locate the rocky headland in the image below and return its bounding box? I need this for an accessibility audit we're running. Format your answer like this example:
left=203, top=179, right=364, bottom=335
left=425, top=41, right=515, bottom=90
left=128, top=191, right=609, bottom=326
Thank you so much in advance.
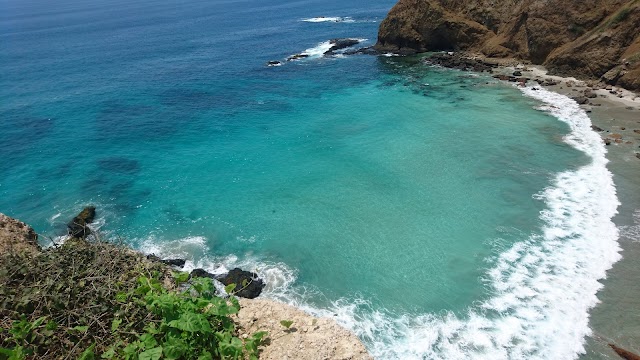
left=374, top=0, right=640, bottom=91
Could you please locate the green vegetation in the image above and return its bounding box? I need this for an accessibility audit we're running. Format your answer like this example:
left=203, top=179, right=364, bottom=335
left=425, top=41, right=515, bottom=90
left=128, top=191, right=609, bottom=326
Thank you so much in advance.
left=0, top=239, right=266, bottom=359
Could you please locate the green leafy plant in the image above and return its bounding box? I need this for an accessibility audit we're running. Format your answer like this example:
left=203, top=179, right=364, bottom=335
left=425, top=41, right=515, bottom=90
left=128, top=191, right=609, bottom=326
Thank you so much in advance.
left=0, top=239, right=267, bottom=359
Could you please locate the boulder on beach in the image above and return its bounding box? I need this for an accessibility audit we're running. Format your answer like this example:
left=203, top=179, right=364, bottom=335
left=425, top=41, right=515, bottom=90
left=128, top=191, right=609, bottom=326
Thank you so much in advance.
left=609, top=344, right=640, bottom=360
left=572, top=96, right=589, bottom=105
left=67, top=206, right=96, bottom=238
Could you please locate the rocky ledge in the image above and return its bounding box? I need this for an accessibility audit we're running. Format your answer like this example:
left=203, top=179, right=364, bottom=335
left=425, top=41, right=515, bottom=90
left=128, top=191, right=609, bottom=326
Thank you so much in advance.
left=235, top=299, right=371, bottom=360
left=375, top=0, right=640, bottom=91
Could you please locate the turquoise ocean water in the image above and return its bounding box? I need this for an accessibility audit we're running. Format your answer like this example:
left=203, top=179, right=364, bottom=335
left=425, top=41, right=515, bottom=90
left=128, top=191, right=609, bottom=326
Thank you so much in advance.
left=0, top=0, right=622, bottom=358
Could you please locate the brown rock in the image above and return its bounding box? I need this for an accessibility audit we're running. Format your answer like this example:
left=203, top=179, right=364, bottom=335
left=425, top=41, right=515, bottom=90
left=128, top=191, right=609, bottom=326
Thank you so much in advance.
left=604, top=138, right=612, bottom=145
left=0, top=213, right=40, bottom=256
left=609, top=343, right=640, bottom=360
left=375, top=0, right=640, bottom=91
left=610, top=133, right=623, bottom=139
left=235, top=299, right=372, bottom=360
left=67, top=206, right=96, bottom=239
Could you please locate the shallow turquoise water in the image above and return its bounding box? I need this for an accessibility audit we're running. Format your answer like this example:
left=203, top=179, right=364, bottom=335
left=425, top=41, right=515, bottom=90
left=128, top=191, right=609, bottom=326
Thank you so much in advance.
left=1, top=0, right=618, bottom=358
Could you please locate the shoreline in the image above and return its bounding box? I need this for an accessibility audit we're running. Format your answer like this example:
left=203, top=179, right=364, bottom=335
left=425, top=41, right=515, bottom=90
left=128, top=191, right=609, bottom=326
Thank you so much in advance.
left=477, top=56, right=640, bottom=358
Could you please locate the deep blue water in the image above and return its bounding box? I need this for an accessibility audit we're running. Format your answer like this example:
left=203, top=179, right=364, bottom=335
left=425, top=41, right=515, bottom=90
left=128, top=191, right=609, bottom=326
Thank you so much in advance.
left=0, top=0, right=621, bottom=358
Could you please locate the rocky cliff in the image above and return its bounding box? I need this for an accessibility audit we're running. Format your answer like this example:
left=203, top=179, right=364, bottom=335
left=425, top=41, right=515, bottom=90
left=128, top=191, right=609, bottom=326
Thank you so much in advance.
left=375, top=0, right=640, bottom=90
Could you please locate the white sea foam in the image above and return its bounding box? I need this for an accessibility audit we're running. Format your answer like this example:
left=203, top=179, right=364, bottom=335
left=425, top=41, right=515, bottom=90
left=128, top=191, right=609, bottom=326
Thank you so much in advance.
left=134, top=87, right=621, bottom=359
left=301, top=16, right=355, bottom=23
left=300, top=40, right=334, bottom=58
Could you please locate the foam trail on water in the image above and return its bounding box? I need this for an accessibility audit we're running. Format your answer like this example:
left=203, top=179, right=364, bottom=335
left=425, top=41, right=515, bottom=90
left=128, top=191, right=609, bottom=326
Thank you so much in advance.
left=301, top=16, right=355, bottom=23
left=300, top=40, right=334, bottom=58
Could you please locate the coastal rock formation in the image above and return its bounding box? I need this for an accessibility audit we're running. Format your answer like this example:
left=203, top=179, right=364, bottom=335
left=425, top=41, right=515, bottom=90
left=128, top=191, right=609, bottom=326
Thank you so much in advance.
left=215, top=268, right=266, bottom=299
left=190, top=267, right=266, bottom=299
left=67, top=206, right=96, bottom=238
left=235, top=299, right=372, bottom=360
left=609, top=343, right=640, bottom=360
left=146, top=254, right=186, bottom=268
left=0, top=213, right=40, bottom=255
left=375, top=0, right=640, bottom=90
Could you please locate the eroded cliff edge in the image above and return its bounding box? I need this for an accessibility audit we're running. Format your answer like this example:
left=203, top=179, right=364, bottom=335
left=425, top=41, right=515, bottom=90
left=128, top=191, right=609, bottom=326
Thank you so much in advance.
left=375, top=0, right=640, bottom=90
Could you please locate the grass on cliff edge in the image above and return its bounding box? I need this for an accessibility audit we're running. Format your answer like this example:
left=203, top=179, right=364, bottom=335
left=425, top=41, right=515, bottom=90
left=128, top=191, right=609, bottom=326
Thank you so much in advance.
left=0, top=237, right=266, bottom=360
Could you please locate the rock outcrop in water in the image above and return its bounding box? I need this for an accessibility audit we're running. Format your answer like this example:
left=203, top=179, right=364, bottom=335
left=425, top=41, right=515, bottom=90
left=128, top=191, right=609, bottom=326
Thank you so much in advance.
left=67, top=206, right=96, bottom=238
left=191, top=267, right=266, bottom=299
left=374, top=0, right=640, bottom=90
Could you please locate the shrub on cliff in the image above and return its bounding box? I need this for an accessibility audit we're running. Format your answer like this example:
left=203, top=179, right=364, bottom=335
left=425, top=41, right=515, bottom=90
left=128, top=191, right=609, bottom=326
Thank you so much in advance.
left=0, top=238, right=265, bottom=359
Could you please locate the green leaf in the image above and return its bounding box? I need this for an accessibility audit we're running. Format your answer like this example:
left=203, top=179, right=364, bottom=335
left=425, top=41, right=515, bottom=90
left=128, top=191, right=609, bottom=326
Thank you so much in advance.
left=279, top=320, right=293, bottom=329
left=172, top=271, right=190, bottom=285
left=72, top=325, right=89, bottom=333
left=168, top=313, right=211, bottom=333
left=78, top=344, right=95, bottom=360
left=162, top=337, right=187, bottom=360
left=139, top=333, right=158, bottom=350
left=115, top=292, right=128, bottom=303
left=196, top=351, right=213, bottom=360
left=224, top=283, right=236, bottom=294
left=101, top=347, right=116, bottom=359
left=111, top=318, right=122, bottom=332
left=139, top=346, right=162, bottom=360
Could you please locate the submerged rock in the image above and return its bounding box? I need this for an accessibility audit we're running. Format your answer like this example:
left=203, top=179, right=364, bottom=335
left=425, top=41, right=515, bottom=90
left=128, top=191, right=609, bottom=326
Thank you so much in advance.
left=267, top=60, right=282, bottom=67
left=67, top=206, right=96, bottom=238
left=287, top=54, right=310, bottom=61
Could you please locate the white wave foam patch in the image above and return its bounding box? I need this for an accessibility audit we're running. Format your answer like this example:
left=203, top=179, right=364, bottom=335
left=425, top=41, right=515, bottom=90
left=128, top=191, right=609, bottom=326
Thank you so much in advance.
left=256, top=86, right=622, bottom=360
left=299, top=40, right=334, bottom=58
left=137, top=236, right=297, bottom=296
left=301, top=16, right=355, bottom=23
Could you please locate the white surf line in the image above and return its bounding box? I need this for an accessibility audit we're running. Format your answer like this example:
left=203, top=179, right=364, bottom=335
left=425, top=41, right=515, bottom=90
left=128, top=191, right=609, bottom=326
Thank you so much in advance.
left=301, top=16, right=355, bottom=23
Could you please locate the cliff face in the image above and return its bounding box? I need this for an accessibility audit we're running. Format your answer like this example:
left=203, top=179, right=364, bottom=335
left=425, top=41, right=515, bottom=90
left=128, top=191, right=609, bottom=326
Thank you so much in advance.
left=375, top=0, right=640, bottom=90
